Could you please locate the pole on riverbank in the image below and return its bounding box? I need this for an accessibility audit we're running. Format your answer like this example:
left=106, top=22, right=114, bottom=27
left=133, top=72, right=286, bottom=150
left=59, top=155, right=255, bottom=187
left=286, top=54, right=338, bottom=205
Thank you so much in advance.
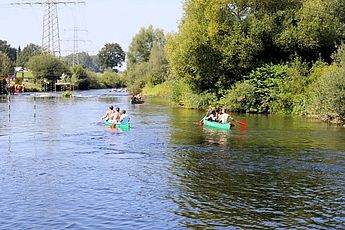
left=7, top=78, right=11, bottom=122
left=34, top=93, right=37, bottom=118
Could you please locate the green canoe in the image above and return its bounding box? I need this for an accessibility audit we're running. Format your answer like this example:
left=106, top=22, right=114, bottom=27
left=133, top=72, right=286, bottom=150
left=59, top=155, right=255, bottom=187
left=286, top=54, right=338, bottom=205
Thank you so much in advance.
left=103, top=120, right=130, bottom=130
left=203, top=118, right=232, bottom=130
left=130, top=99, right=144, bottom=104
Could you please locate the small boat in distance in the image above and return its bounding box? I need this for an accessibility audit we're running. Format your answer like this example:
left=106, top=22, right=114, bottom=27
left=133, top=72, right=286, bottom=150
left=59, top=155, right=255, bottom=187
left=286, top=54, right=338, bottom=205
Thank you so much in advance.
left=130, top=99, right=144, bottom=104
left=130, top=95, right=144, bottom=104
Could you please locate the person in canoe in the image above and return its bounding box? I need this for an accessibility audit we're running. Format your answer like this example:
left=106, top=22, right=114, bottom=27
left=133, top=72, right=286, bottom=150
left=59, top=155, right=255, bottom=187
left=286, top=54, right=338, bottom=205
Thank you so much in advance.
left=110, top=107, right=121, bottom=121
left=206, top=109, right=218, bottom=122
left=102, top=105, right=114, bottom=121
left=119, top=110, right=130, bottom=123
left=218, top=109, right=234, bottom=123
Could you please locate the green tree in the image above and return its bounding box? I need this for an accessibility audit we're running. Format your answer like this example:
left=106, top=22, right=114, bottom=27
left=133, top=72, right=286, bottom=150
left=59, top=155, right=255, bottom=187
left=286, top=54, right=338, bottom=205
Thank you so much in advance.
left=126, top=25, right=165, bottom=69
left=0, top=40, right=17, bottom=63
left=28, top=54, right=68, bottom=82
left=62, top=52, right=101, bottom=72
left=16, top=43, right=42, bottom=67
left=99, top=71, right=124, bottom=88
left=0, top=52, right=13, bottom=76
left=71, top=65, right=90, bottom=90
left=147, top=45, right=169, bottom=85
left=98, top=43, right=125, bottom=72
left=166, top=0, right=345, bottom=93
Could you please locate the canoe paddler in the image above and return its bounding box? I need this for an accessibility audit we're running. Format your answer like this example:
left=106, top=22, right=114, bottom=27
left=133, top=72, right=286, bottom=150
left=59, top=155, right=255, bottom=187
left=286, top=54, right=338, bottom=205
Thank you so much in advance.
left=102, top=105, right=114, bottom=121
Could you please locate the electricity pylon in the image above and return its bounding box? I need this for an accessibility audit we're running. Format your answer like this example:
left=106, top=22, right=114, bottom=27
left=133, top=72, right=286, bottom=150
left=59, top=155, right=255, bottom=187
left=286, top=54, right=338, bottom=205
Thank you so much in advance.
left=64, top=27, right=88, bottom=66
left=10, top=0, right=85, bottom=57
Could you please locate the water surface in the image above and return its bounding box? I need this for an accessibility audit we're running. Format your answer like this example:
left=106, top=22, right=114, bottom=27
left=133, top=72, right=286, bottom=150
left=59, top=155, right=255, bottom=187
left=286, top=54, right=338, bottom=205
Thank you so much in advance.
left=0, top=90, right=344, bottom=229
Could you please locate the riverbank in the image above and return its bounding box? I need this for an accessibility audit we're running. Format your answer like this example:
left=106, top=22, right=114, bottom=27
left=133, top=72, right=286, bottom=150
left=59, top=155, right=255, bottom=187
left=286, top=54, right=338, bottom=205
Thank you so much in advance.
left=143, top=80, right=345, bottom=126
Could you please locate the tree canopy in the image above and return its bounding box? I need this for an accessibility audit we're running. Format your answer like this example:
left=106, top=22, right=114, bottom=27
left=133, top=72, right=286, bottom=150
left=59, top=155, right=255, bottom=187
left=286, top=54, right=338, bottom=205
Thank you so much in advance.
left=17, top=43, right=42, bottom=67
left=28, top=54, right=68, bottom=82
left=126, top=25, right=165, bottom=69
left=0, top=52, right=13, bottom=76
left=165, top=0, right=345, bottom=92
left=0, top=40, right=17, bottom=63
left=97, top=43, right=125, bottom=72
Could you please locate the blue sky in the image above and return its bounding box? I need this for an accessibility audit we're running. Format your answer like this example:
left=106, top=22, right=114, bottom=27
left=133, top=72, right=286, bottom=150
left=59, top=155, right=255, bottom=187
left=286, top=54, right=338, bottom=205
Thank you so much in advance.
left=0, top=0, right=183, bottom=56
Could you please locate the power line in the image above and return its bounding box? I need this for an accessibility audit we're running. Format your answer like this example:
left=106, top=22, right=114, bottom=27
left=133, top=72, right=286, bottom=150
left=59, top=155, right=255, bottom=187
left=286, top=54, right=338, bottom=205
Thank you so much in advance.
left=9, top=0, right=85, bottom=56
left=63, top=27, right=89, bottom=66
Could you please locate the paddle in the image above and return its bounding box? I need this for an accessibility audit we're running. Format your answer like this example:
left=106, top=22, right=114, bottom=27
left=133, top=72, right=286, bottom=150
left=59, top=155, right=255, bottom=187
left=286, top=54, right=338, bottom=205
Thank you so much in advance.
left=235, top=120, right=247, bottom=127
left=196, top=118, right=204, bottom=126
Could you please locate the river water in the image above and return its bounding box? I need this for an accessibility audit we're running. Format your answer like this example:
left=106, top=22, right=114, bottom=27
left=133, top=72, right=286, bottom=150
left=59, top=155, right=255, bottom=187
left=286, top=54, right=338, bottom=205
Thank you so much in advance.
left=0, top=89, right=344, bottom=229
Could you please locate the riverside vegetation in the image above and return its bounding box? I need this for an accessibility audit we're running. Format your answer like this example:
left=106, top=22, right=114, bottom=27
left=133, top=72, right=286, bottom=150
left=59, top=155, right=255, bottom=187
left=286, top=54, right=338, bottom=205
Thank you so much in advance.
left=127, top=0, right=345, bottom=124
left=1, top=0, right=344, bottom=124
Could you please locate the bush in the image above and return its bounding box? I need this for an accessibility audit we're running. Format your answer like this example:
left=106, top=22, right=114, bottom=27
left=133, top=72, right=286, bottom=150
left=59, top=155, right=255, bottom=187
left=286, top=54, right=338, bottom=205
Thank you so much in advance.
left=308, top=67, right=345, bottom=122
left=220, top=81, right=256, bottom=112
left=143, top=80, right=216, bottom=109
left=99, top=71, right=125, bottom=88
left=62, top=91, right=72, bottom=98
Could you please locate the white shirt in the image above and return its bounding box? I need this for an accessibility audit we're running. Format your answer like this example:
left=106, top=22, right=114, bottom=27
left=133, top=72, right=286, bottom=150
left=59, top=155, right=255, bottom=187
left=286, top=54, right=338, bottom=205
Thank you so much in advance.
left=219, top=113, right=229, bottom=123
left=120, top=114, right=129, bottom=123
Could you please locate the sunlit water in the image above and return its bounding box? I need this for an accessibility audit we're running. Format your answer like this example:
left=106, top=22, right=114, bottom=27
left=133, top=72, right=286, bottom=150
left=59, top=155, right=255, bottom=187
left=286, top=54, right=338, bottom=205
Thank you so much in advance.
left=0, top=89, right=344, bottom=229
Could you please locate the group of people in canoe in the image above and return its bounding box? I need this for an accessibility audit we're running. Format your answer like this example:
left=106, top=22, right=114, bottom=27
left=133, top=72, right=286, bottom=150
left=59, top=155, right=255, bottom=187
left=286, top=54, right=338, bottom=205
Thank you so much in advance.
left=131, top=95, right=142, bottom=102
left=102, top=105, right=129, bottom=123
left=205, top=107, right=234, bottom=124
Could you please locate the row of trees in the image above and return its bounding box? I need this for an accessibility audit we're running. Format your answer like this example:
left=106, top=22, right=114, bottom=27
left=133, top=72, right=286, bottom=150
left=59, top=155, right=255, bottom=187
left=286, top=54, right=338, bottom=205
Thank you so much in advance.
left=0, top=39, right=126, bottom=91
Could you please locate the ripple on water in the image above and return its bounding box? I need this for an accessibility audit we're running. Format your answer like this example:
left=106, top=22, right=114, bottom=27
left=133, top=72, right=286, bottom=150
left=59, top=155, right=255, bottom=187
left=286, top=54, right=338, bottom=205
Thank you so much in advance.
left=1, top=91, right=344, bottom=229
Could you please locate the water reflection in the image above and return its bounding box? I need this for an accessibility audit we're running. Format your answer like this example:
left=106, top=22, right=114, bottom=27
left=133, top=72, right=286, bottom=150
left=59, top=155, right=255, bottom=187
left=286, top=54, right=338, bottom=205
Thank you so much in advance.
left=165, top=107, right=345, bottom=228
left=0, top=91, right=344, bottom=229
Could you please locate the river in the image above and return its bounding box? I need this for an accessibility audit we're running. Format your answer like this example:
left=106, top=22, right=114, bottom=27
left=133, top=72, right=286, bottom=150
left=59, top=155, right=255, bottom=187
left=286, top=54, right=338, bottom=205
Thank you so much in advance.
left=0, top=89, right=344, bottom=229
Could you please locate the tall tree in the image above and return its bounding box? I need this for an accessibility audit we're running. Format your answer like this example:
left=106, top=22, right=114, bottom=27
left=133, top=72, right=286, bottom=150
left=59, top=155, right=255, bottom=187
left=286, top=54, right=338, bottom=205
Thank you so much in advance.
left=16, top=43, right=42, bottom=67
left=166, top=0, right=345, bottom=93
left=97, top=43, right=125, bottom=72
left=62, top=52, right=101, bottom=72
left=126, top=25, right=165, bottom=69
left=71, top=65, right=90, bottom=90
left=28, top=54, right=68, bottom=82
left=0, top=52, right=13, bottom=76
left=0, top=40, right=17, bottom=63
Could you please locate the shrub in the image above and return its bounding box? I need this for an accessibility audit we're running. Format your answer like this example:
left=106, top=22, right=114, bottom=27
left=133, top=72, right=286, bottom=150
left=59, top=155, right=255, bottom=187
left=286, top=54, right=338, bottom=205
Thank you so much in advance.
left=308, top=67, right=345, bottom=121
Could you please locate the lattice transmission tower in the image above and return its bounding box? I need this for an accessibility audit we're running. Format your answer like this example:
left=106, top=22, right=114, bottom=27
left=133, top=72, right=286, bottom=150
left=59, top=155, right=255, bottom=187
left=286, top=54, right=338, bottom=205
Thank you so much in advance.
left=10, top=0, right=85, bottom=56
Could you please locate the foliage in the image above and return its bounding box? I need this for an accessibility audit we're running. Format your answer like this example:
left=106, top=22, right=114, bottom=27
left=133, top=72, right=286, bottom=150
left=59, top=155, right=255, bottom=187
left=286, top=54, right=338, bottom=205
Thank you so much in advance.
left=307, top=65, right=345, bottom=121
left=147, top=46, right=169, bottom=85
left=0, top=40, right=17, bottom=63
left=125, top=27, right=169, bottom=94
left=166, top=0, right=345, bottom=93
left=99, top=71, right=125, bottom=88
left=27, top=54, right=69, bottom=83
left=97, top=43, right=125, bottom=72
left=126, top=25, right=165, bottom=69
left=221, top=64, right=290, bottom=113
left=87, top=71, right=103, bottom=89
left=144, top=80, right=217, bottom=109
left=16, top=43, right=42, bottom=67
left=0, top=52, right=13, bottom=76
left=23, top=81, right=42, bottom=92
left=126, top=62, right=149, bottom=95
left=63, top=52, right=101, bottom=72
left=62, top=91, right=72, bottom=98
left=71, top=65, right=89, bottom=90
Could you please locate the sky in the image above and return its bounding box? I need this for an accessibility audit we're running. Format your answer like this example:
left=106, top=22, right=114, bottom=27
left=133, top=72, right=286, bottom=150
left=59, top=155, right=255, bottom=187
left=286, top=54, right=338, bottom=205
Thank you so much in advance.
left=0, top=0, right=183, bottom=56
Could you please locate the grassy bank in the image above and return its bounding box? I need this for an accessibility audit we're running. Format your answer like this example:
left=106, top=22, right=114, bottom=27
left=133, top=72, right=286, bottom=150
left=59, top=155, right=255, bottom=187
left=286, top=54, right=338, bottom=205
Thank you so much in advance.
left=143, top=80, right=216, bottom=109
